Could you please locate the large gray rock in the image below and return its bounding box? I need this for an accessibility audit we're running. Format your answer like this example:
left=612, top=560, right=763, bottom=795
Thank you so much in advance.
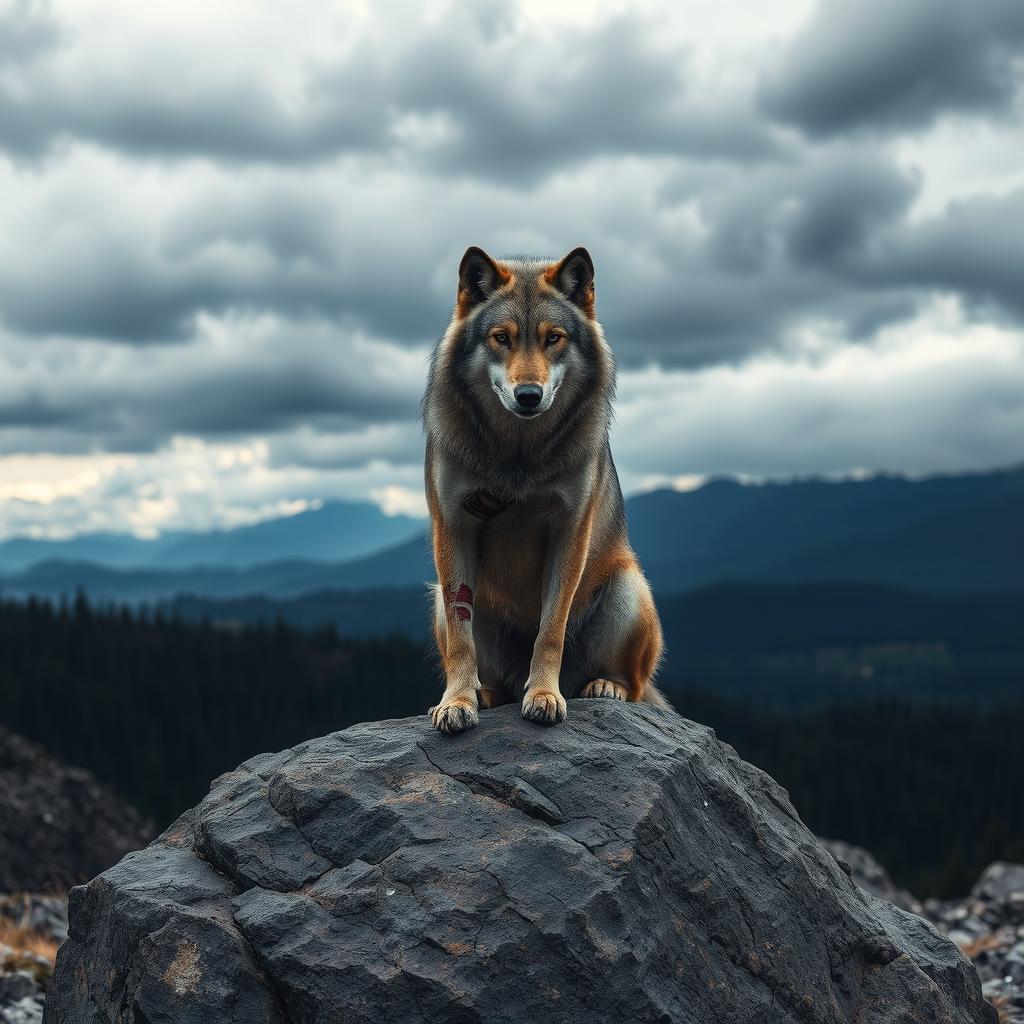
left=45, top=703, right=994, bottom=1023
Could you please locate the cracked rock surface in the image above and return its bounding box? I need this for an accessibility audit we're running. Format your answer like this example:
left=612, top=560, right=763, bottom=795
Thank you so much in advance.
left=44, top=702, right=994, bottom=1023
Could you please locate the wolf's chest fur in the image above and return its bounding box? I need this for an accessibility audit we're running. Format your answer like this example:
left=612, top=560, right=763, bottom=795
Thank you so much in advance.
left=471, top=491, right=562, bottom=624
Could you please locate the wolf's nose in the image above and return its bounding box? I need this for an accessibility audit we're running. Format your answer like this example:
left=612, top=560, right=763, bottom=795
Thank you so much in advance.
left=514, top=384, right=544, bottom=410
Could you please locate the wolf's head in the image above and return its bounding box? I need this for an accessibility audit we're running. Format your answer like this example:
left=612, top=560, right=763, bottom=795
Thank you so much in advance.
left=449, top=246, right=610, bottom=422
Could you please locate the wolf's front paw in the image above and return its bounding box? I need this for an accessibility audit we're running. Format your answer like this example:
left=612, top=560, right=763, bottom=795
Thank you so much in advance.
left=430, top=696, right=479, bottom=733
left=580, top=678, right=627, bottom=701
left=521, top=688, right=567, bottom=725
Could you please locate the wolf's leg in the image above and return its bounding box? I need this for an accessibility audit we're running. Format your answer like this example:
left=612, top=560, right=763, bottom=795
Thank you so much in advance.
left=521, top=504, right=596, bottom=725
left=427, top=478, right=485, bottom=734
left=428, top=584, right=477, bottom=732
left=564, top=565, right=665, bottom=705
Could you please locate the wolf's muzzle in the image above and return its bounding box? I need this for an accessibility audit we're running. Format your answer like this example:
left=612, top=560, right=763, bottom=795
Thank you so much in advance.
left=513, top=384, right=544, bottom=414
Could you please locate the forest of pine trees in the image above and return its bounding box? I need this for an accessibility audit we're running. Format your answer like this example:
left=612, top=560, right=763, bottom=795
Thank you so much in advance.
left=1, top=594, right=1022, bottom=897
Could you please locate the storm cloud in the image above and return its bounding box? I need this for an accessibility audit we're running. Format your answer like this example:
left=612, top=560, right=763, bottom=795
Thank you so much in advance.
left=761, top=0, right=1024, bottom=135
left=0, top=3, right=779, bottom=170
left=0, top=0, right=1022, bottom=537
left=0, top=318, right=424, bottom=453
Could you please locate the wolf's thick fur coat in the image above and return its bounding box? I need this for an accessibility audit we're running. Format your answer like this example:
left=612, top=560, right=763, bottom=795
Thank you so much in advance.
left=422, top=246, right=666, bottom=732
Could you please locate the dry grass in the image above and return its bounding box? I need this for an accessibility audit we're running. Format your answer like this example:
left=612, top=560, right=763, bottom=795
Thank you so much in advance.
left=960, top=931, right=1004, bottom=960
left=0, top=917, right=59, bottom=971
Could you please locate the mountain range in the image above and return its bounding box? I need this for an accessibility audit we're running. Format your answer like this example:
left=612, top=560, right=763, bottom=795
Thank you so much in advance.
left=0, top=465, right=1020, bottom=603
left=0, top=500, right=422, bottom=574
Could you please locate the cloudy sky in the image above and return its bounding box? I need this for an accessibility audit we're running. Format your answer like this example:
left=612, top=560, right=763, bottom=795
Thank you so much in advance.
left=1, top=0, right=1023, bottom=538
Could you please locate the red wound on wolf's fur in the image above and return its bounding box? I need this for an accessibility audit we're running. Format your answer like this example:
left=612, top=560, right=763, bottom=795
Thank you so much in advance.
left=446, top=583, right=473, bottom=623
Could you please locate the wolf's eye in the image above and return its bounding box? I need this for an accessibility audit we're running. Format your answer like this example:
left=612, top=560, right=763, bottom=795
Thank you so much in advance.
left=492, top=331, right=510, bottom=346
left=545, top=332, right=563, bottom=347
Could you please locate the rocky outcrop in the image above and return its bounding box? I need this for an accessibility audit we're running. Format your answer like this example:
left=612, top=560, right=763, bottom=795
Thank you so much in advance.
left=818, top=838, right=924, bottom=917
left=925, top=863, right=1024, bottom=1023
left=0, top=727, right=152, bottom=893
left=0, top=893, right=67, bottom=1024
left=46, top=702, right=994, bottom=1023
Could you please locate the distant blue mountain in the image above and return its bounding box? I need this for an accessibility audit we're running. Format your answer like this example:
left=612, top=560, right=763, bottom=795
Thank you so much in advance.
left=0, top=532, right=186, bottom=574
left=0, top=466, right=1020, bottom=601
left=0, top=541, right=432, bottom=604
left=627, top=465, right=1024, bottom=594
left=0, top=500, right=424, bottom=574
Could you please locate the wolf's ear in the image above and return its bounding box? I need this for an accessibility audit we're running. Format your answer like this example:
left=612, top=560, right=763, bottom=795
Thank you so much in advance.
left=548, top=247, right=595, bottom=316
left=458, top=246, right=507, bottom=310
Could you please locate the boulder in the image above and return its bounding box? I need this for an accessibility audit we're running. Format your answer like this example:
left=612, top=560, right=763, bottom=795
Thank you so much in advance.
left=45, top=702, right=994, bottom=1023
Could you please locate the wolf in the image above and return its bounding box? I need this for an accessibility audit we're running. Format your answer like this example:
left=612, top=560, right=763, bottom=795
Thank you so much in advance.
left=422, top=245, right=667, bottom=733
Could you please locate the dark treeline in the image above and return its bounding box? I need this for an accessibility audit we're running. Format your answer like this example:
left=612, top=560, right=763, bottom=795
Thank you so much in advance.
left=160, top=582, right=1024, bottom=710
left=0, top=594, right=432, bottom=826
left=673, top=691, right=1024, bottom=896
left=1, top=594, right=1022, bottom=897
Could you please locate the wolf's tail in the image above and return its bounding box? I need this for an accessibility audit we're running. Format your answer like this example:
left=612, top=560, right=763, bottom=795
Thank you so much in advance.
left=640, top=683, right=675, bottom=712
